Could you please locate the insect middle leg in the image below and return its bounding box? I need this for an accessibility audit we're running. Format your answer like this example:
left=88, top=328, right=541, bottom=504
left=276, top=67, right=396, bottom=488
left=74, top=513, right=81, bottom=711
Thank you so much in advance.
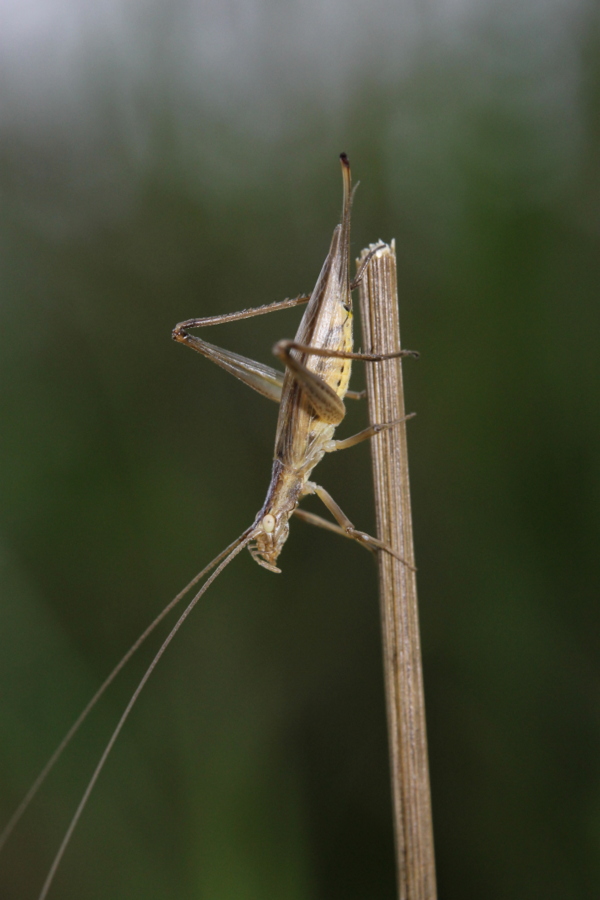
left=325, top=413, right=416, bottom=452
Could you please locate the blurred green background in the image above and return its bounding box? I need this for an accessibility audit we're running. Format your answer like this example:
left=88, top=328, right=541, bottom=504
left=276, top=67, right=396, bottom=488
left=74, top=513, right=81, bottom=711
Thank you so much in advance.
left=1, top=1, right=599, bottom=898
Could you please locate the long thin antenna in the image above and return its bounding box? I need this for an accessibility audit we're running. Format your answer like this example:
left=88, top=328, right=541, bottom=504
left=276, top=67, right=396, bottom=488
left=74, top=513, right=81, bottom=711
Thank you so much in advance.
left=36, top=528, right=255, bottom=900
left=0, top=536, right=242, bottom=854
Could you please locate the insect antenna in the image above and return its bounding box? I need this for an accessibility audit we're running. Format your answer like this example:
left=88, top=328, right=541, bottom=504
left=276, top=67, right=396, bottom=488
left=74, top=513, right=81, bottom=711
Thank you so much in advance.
left=36, top=526, right=255, bottom=900
left=0, top=533, right=248, bottom=856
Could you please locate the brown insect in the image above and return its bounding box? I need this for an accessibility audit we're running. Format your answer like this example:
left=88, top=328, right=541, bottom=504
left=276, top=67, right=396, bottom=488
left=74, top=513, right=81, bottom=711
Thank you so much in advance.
left=2, top=154, right=417, bottom=899
left=171, top=152, right=416, bottom=572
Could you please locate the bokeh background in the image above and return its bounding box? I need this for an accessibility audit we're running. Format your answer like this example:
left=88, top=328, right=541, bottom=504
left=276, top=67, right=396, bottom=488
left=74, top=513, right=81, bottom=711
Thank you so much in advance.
left=1, top=1, right=599, bottom=898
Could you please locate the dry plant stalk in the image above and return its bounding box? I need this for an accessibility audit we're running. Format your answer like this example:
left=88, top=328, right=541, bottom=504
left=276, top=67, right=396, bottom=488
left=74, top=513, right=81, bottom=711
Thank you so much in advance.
left=358, top=242, right=437, bottom=900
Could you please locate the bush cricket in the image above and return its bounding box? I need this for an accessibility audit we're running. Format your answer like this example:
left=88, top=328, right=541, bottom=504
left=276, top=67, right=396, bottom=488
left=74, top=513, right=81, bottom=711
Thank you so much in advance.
left=2, top=153, right=417, bottom=899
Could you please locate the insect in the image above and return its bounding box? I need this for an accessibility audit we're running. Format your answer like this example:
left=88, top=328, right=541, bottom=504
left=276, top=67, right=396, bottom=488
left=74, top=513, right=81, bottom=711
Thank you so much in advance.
left=2, top=153, right=417, bottom=899
left=171, top=153, right=416, bottom=573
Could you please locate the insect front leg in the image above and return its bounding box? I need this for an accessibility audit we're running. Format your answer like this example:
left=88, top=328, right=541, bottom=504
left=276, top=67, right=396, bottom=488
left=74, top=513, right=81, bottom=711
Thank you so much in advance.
left=300, top=482, right=416, bottom=570
left=292, top=509, right=373, bottom=554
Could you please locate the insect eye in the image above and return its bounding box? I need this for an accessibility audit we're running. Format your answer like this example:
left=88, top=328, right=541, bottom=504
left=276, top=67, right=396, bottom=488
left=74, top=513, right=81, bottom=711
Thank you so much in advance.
left=262, top=514, right=276, bottom=533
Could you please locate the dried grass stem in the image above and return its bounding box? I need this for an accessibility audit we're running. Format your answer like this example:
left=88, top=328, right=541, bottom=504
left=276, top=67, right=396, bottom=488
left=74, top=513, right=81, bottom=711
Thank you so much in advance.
left=358, top=242, right=436, bottom=900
